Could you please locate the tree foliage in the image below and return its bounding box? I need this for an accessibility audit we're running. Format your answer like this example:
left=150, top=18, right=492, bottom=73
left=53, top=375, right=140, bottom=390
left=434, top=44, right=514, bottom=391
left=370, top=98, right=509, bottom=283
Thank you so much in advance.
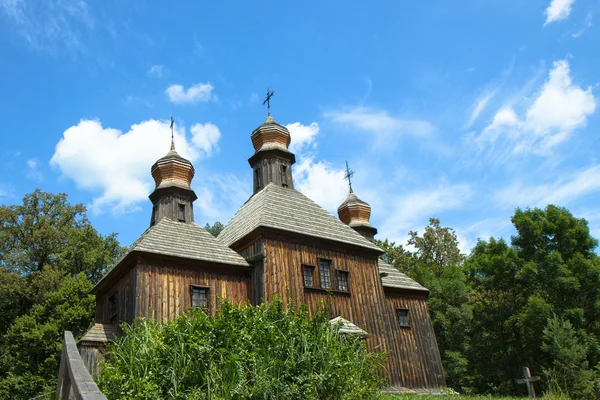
left=99, top=298, right=385, bottom=400
left=204, top=221, right=225, bottom=237
left=0, top=190, right=124, bottom=400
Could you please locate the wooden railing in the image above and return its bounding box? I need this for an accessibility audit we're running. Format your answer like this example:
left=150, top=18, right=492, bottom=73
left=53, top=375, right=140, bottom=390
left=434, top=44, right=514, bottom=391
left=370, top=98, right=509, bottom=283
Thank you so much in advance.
left=55, top=331, right=107, bottom=400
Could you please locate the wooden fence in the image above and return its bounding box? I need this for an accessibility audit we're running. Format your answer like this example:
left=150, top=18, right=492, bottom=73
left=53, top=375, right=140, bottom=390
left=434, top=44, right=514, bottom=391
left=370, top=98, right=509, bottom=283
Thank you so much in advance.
left=55, top=331, right=107, bottom=400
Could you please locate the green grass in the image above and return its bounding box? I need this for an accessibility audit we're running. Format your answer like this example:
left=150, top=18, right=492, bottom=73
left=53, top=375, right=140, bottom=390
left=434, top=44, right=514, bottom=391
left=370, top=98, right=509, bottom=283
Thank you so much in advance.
left=380, top=395, right=571, bottom=400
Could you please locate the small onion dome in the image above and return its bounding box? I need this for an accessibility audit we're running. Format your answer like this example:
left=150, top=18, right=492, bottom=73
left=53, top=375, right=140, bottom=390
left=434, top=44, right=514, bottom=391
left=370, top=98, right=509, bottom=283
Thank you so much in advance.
left=151, top=146, right=195, bottom=190
left=250, top=114, right=291, bottom=153
left=337, top=191, right=377, bottom=238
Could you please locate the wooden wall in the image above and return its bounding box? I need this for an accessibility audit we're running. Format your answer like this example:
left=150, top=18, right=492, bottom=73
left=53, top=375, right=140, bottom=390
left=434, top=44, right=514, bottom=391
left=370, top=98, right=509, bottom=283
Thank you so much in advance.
left=95, top=265, right=137, bottom=325
left=135, top=256, right=251, bottom=320
left=385, top=293, right=445, bottom=389
left=262, top=237, right=445, bottom=390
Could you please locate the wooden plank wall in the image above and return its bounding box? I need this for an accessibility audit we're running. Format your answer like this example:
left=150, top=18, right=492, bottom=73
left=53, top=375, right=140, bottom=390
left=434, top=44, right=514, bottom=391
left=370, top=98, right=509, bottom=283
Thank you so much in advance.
left=263, top=237, right=445, bottom=390
left=385, top=294, right=446, bottom=388
left=135, top=258, right=251, bottom=320
left=95, top=266, right=137, bottom=325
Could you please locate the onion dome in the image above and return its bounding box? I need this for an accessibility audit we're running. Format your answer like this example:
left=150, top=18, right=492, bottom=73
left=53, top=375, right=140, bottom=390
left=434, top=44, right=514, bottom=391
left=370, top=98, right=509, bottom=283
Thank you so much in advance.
left=337, top=189, right=378, bottom=240
left=250, top=114, right=291, bottom=153
left=151, top=142, right=195, bottom=190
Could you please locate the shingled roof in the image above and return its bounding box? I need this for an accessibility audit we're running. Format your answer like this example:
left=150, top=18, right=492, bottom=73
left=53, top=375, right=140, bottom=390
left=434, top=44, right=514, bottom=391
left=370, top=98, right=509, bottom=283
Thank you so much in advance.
left=218, top=183, right=382, bottom=252
left=127, top=218, right=250, bottom=266
left=79, top=323, right=117, bottom=344
left=330, top=316, right=369, bottom=337
left=378, top=259, right=428, bottom=293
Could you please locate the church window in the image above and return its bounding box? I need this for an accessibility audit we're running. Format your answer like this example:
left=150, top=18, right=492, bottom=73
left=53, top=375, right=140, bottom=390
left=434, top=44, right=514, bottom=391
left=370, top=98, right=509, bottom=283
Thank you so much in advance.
left=302, top=265, right=314, bottom=287
left=396, top=308, right=410, bottom=328
left=108, top=292, right=118, bottom=324
left=281, top=165, right=288, bottom=187
left=191, top=286, right=209, bottom=310
left=151, top=205, right=158, bottom=226
left=319, top=259, right=331, bottom=289
left=254, top=168, right=262, bottom=191
left=337, top=270, right=349, bottom=291
left=178, top=204, right=186, bottom=222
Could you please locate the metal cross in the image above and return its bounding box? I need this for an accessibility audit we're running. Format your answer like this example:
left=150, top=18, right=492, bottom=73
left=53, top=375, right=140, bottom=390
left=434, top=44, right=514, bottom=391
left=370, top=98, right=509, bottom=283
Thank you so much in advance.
left=517, top=366, right=540, bottom=398
left=344, top=161, right=355, bottom=193
left=263, top=88, right=274, bottom=114
left=170, top=116, right=175, bottom=150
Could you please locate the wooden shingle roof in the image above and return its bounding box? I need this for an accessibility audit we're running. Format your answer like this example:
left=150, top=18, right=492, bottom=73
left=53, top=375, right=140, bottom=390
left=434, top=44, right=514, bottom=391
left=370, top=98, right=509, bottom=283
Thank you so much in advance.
left=217, top=183, right=383, bottom=252
left=78, top=323, right=117, bottom=344
left=127, top=218, right=250, bottom=267
left=330, top=316, right=369, bottom=337
left=378, top=259, right=428, bottom=293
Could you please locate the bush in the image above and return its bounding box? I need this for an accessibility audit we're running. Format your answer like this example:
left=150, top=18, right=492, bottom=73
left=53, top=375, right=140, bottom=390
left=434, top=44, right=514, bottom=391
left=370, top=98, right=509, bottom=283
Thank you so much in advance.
left=98, top=298, right=385, bottom=400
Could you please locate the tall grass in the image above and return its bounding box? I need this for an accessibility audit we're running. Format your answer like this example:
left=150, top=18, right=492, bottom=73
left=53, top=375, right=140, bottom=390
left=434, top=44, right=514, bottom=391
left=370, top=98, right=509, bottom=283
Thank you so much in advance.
left=98, top=298, right=385, bottom=399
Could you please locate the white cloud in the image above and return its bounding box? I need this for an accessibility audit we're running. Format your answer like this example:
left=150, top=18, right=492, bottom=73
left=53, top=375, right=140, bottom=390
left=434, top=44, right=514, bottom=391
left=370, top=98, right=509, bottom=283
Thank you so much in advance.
left=495, top=164, right=600, bottom=208
left=190, top=123, right=220, bottom=156
left=165, top=83, right=215, bottom=104
left=467, top=88, right=498, bottom=127
left=572, top=12, right=593, bottom=38
left=26, top=158, right=43, bottom=181
left=324, top=107, right=434, bottom=148
left=0, top=0, right=93, bottom=52
left=194, top=174, right=250, bottom=224
left=50, top=118, right=220, bottom=214
left=294, top=157, right=348, bottom=214
left=147, top=65, right=164, bottom=78
left=477, top=59, right=596, bottom=156
left=378, top=183, right=473, bottom=244
left=544, top=0, right=576, bottom=26
left=286, top=122, right=320, bottom=154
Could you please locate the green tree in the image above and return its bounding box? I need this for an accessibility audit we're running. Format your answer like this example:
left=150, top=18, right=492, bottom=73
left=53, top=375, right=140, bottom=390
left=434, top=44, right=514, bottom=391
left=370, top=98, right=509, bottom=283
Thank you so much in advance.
left=204, top=221, right=225, bottom=237
left=465, top=205, right=600, bottom=396
left=0, top=273, right=95, bottom=399
left=542, top=315, right=597, bottom=399
left=0, top=189, right=125, bottom=281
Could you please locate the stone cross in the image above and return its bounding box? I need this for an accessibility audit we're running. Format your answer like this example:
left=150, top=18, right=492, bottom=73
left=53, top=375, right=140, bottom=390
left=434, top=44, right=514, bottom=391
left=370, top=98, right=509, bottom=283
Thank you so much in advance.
left=517, top=366, right=540, bottom=398
left=344, top=161, right=354, bottom=193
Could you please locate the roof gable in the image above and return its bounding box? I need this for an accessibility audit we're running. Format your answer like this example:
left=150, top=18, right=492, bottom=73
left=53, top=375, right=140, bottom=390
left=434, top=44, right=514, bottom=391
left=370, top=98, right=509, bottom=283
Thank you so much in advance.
left=217, top=183, right=382, bottom=252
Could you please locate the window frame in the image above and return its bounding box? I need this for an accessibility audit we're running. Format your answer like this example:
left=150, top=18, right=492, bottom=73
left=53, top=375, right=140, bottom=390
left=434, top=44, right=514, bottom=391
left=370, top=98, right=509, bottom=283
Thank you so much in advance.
left=336, top=270, right=350, bottom=292
left=302, top=265, right=315, bottom=287
left=108, top=292, right=118, bottom=324
left=151, top=205, right=158, bottom=225
left=318, top=259, right=332, bottom=289
left=254, top=168, right=262, bottom=191
left=396, top=308, right=410, bottom=328
left=178, top=203, right=186, bottom=222
left=190, top=285, right=210, bottom=311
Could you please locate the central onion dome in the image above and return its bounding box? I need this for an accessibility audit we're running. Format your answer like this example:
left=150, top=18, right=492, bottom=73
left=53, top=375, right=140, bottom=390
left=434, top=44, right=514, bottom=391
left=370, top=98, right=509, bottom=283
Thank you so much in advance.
left=151, top=142, right=195, bottom=190
left=250, top=114, right=291, bottom=153
left=337, top=189, right=377, bottom=240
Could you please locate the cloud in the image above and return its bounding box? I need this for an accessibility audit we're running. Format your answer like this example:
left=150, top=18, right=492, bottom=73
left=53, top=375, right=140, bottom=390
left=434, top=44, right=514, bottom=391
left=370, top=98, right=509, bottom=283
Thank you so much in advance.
left=50, top=118, right=220, bottom=214
left=294, top=157, right=348, bottom=214
left=286, top=122, right=320, bottom=154
left=324, top=107, right=435, bottom=148
left=494, top=164, right=600, bottom=208
left=190, top=123, right=220, bottom=156
left=165, top=83, right=215, bottom=104
left=476, top=59, right=596, bottom=156
left=377, top=183, right=473, bottom=244
left=467, top=87, right=499, bottom=128
left=194, top=174, right=250, bottom=224
left=572, top=12, right=593, bottom=38
left=147, top=65, right=164, bottom=78
left=544, top=0, right=576, bottom=26
left=26, top=158, right=43, bottom=181
left=0, top=0, right=94, bottom=52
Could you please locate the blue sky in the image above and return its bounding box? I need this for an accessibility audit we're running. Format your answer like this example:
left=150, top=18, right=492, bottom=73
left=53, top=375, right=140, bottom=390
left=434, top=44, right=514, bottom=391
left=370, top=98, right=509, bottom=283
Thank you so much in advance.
left=1, top=0, right=599, bottom=252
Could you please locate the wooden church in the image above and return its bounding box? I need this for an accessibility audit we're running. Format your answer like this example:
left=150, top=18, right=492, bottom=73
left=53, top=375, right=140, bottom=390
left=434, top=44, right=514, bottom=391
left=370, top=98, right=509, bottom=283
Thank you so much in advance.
left=82, top=108, right=446, bottom=392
